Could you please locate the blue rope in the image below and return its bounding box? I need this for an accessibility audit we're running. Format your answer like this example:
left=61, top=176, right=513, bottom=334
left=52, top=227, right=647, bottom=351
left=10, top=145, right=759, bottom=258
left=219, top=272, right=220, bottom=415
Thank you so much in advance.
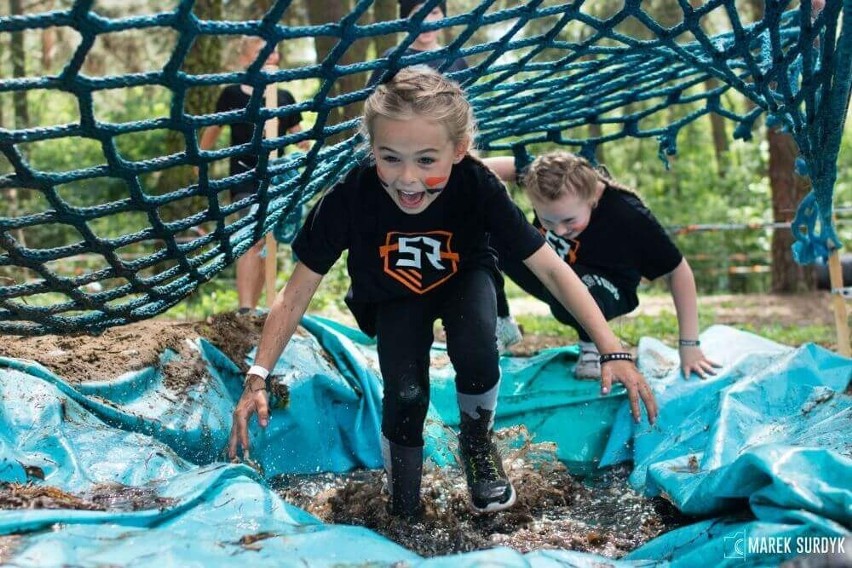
left=0, top=0, right=849, bottom=334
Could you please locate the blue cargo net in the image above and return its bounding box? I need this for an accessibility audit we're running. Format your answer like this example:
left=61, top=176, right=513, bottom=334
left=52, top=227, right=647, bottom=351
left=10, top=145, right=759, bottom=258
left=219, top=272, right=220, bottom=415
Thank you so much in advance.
left=0, top=0, right=850, bottom=335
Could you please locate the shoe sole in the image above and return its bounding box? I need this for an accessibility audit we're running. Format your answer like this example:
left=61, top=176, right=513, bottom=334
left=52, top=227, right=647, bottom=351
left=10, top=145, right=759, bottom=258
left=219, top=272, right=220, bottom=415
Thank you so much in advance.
left=470, top=484, right=517, bottom=514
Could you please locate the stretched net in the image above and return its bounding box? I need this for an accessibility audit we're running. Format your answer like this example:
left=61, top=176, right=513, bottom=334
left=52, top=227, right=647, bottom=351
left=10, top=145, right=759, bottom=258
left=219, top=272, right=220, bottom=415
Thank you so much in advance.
left=0, top=0, right=849, bottom=334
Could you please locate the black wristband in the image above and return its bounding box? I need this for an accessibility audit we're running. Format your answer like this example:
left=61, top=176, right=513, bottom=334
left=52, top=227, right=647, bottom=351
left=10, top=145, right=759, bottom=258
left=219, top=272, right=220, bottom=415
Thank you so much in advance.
left=599, top=352, right=633, bottom=365
left=678, top=339, right=701, bottom=347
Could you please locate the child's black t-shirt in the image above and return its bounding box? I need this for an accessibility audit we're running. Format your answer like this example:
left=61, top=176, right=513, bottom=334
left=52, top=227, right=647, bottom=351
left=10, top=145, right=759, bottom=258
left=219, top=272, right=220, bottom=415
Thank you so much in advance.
left=527, top=185, right=682, bottom=293
left=292, top=156, right=544, bottom=332
left=214, top=84, right=302, bottom=176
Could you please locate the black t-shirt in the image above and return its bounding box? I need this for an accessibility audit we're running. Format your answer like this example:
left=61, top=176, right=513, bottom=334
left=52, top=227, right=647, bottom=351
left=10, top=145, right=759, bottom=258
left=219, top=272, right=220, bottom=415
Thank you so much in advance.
left=293, top=156, right=544, bottom=309
left=527, top=185, right=682, bottom=294
left=367, top=48, right=469, bottom=87
left=214, top=84, right=302, bottom=176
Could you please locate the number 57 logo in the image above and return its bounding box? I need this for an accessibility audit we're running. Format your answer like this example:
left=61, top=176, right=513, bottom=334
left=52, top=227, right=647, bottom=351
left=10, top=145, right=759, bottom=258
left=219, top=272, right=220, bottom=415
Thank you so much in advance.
left=380, top=231, right=460, bottom=294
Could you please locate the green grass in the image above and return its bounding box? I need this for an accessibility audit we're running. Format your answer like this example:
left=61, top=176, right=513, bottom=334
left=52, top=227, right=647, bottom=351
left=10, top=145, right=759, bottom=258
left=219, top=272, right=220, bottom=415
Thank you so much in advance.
left=10, top=250, right=839, bottom=351
left=514, top=301, right=837, bottom=350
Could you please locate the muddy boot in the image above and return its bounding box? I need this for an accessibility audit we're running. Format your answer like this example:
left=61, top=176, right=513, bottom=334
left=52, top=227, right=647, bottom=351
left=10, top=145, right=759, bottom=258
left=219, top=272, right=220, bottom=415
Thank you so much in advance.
left=458, top=409, right=516, bottom=513
left=382, top=437, right=424, bottom=519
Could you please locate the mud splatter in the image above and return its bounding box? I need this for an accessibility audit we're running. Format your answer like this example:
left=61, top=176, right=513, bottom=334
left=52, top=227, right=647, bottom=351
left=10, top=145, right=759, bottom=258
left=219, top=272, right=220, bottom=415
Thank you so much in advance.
left=0, top=535, right=22, bottom=565
left=196, top=312, right=266, bottom=373
left=82, top=482, right=175, bottom=512
left=0, top=482, right=175, bottom=513
left=0, top=483, right=104, bottom=511
left=274, top=430, right=693, bottom=558
left=160, top=342, right=209, bottom=394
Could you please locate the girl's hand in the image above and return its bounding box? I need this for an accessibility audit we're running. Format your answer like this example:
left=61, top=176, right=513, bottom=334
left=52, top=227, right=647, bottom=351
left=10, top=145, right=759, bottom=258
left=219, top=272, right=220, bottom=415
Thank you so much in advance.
left=679, top=346, right=721, bottom=380
left=600, top=360, right=658, bottom=425
left=227, top=375, right=270, bottom=462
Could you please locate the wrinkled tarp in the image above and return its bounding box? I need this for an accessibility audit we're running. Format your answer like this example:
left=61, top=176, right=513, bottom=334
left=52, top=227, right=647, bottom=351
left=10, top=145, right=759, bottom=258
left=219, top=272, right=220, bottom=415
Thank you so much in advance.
left=609, top=326, right=851, bottom=566
left=1, top=315, right=621, bottom=482
left=1, top=322, right=849, bottom=566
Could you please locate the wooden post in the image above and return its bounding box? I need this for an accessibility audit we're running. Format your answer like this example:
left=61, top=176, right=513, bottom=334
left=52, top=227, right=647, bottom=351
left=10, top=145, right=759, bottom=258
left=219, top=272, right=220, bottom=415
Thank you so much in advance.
left=828, top=247, right=851, bottom=357
left=263, top=69, right=278, bottom=309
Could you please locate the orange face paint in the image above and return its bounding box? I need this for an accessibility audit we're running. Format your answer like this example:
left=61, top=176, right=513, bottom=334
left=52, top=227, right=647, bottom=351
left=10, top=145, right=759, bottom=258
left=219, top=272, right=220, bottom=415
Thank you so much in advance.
left=424, top=176, right=447, bottom=188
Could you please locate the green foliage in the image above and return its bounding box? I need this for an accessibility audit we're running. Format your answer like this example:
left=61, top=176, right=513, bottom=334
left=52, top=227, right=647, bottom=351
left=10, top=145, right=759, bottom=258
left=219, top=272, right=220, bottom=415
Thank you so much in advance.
left=515, top=294, right=836, bottom=350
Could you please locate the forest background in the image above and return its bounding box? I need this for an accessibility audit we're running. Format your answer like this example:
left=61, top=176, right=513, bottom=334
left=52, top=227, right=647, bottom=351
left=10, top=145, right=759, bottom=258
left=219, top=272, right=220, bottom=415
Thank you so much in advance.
left=0, top=0, right=849, bottom=347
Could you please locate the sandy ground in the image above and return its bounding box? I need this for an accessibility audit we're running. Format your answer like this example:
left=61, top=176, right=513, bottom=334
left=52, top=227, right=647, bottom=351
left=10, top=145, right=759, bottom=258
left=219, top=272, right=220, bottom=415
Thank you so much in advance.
left=508, top=290, right=842, bottom=355
left=511, top=291, right=837, bottom=326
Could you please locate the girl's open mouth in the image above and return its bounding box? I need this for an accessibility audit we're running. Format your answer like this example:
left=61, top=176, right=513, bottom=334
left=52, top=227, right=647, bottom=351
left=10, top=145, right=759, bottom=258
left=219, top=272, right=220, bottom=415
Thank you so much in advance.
left=397, top=189, right=425, bottom=208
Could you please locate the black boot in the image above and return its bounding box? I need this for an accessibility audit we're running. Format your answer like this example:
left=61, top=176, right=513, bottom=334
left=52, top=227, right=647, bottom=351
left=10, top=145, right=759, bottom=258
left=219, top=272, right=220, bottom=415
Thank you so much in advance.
left=383, top=438, right=424, bottom=519
left=458, top=408, right=516, bottom=513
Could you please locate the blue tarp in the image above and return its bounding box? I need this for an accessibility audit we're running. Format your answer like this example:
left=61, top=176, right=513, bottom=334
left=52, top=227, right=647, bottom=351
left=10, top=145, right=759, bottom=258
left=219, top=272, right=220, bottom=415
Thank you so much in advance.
left=1, top=321, right=849, bottom=566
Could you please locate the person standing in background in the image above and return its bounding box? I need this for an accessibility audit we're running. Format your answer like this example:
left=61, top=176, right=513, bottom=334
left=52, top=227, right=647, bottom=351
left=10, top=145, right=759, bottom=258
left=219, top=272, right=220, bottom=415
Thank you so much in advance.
left=366, top=1, right=468, bottom=87
left=199, top=36, right=308, bottom=315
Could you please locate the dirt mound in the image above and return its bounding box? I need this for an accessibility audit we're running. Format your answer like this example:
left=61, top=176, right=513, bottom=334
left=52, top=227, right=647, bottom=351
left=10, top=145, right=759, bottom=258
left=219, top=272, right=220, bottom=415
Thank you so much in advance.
left=0, top=312, right=266, bottom=389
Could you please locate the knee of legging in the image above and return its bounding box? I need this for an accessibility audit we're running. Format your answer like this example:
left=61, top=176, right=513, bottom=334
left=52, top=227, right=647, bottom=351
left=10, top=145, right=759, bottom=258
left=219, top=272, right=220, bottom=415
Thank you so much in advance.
left=381, top=410, right=426, bottom=447
left=382, top=380, right=429, bottom=442
left=446, top=307, right=496, bottom=346
left=452, top=355, right=500, bottom=394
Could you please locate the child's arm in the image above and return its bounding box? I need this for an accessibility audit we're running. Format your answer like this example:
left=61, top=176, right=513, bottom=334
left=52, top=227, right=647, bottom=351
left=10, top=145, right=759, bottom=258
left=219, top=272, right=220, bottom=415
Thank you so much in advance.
left=228, top=262, right=324, bottom=460
left=198, top=124, right=222, bottom=152
left=523, top=244, right=658, bottom=424
left=481, top=156, right=517, bottom=183
left=666, top=258, right=721, bottom=379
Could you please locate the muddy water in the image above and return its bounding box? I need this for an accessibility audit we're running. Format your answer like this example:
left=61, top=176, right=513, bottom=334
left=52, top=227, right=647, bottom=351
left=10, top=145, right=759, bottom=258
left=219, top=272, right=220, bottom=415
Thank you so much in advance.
left=0, top=481, right=175, bottom=513
left=273, top=435, right=693, bottom=558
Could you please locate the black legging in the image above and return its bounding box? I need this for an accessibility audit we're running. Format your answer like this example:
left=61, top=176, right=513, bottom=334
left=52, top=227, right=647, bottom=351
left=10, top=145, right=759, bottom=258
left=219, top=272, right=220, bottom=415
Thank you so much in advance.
left=496, top=259, right=637, bottom=342
left=376, top=269, right=500, bottom=447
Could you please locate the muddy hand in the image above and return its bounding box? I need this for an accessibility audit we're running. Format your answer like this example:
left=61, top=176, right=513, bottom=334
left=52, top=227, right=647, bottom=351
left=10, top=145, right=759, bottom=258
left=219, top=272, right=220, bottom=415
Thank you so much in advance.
left=600, top=360, right=658, bottom=425
left=227, top=375, right=270, bottom=461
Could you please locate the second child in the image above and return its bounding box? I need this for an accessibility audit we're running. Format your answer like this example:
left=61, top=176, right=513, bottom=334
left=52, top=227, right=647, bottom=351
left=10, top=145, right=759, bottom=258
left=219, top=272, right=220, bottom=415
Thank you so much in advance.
left=486, top=153, right=720, bottom=381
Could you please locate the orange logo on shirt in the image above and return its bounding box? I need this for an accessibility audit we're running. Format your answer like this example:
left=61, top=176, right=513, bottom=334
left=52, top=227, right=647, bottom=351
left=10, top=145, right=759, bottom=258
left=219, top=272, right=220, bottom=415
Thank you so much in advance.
left=379, top=231, right=460, bottom=294
left=541, top=227, right=579, bottom=264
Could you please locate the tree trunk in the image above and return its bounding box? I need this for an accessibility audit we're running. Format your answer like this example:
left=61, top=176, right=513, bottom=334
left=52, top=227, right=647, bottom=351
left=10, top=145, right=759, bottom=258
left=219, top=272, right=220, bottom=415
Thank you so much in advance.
left=372, top=0, right=398, bottom=61
left=279, top=2, right=309, bottom=66
left=0, top=30, right=5, bottom=129
left=707, top=77, right=730, bottom=176
left=686, top=2, right=729, bottom=174
left=767, top=126, right=816, bottom=292
left=40, top=0, right=57, bottom=70
left=743, top=0, right=813, bottom=292
left=157, top=0, right=223, bottom=194
left=305, top=0, right=369, bottom=145
left=587, top=122, right=605, bottom=165
left=10, top=0, right=30, bottom=129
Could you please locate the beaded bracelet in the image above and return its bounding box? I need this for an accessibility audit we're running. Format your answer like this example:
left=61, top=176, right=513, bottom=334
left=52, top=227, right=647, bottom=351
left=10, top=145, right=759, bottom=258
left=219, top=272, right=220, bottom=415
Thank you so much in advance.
left=599, top=352, right=633, bottom=365
left=678, top=339, right=701, bottom=347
